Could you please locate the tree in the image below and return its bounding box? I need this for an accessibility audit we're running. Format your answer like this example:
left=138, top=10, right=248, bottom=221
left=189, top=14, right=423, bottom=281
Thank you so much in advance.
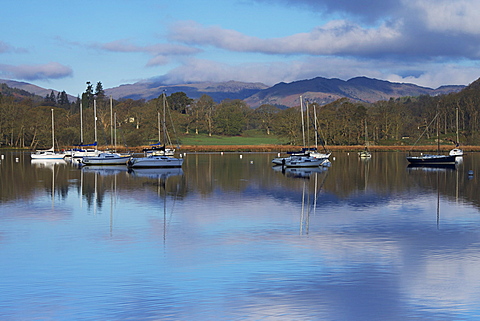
left=194, top=94, right=216, bottom=135
left=95, top=81, right=105, bottom=101
left=167, top=92, right=193, bottom=114
left=82, top=81, right=94, bottom=109
left=56, top=91, right=70, bottom=106
left=272, top=107, right=302, bottom=144
left=44, top=91, right=56, bottom=106
left=254, top=104, right=280, bottom=135
left=214, top=99, right=248, bottom=136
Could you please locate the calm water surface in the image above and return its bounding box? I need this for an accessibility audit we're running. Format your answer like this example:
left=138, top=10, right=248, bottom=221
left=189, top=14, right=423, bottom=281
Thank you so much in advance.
left=1, top=151, right=480, bottom=320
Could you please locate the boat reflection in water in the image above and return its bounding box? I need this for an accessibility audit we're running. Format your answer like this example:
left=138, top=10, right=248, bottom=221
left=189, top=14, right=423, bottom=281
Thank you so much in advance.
left=127, top=167, right=183, bottom=180
left=81, top=165, right=129, bottom=176
left=407, top=163, right=457, bottom=171
left=272, top=164, right=328, bottom=179
left=30, top=158, right=67, bottom=168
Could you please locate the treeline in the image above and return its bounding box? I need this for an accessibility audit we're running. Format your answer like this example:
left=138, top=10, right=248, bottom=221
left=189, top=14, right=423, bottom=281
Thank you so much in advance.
left=1, top=78, right=480, bottom=149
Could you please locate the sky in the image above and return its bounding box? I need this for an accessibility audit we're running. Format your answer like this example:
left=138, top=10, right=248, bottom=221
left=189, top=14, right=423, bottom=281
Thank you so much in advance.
left=2, top=0, right=480, bottom=96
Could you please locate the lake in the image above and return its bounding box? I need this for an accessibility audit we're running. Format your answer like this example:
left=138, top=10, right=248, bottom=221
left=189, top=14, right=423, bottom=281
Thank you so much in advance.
left=1, top=151, right=480, bottom=320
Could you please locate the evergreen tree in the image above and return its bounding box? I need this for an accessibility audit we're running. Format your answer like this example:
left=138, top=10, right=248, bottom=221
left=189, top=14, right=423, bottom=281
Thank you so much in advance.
left=95, top=81, right=105, bottom=101
left=56, top=91, right=70, bottom=106
left=82, top=81, right=94, bottom=108
left=44, top=91, right=56, bottom=106
left=167, top=92, right=193, bottom=114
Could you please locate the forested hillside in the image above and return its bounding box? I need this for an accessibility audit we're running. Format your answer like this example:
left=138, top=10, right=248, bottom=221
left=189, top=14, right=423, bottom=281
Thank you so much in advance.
left=1, top=79, right=480, bottom=149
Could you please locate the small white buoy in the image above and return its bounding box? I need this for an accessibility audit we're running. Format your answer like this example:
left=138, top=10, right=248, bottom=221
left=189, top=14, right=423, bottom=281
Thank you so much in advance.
left=1, top=155, right=4, bottom=159
left=239, top=155, right=243, bottom=159
left=250, top=161, right=253, bottom=164
left=15, top=158, right=19, bottom=162
left=184, top=152, right=187, bottom=157
left=221, top=151, right=224, bottom=155
left=347, top=153, right=349, bottom=156
left=277, top=152, right=281, bottom=157
left=333, top=157, right=336, bottom=161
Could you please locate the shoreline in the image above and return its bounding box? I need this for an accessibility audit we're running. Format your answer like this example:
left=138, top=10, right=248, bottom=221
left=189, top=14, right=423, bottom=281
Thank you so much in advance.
left=129, top=144, right=479, bottom=153
left=5, top=144, right=478, bottom=153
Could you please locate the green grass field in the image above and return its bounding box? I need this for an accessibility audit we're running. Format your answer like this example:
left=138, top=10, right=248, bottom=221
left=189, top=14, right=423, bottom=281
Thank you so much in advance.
left=178, top=130, right=284, bottom=145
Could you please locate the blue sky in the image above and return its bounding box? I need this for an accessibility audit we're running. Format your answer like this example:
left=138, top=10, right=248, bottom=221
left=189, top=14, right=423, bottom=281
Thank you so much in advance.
left=2, top=0, right=480, bottom=96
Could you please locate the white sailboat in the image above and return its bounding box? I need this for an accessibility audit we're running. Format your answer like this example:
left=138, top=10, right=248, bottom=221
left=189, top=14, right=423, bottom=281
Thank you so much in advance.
left=82, top=152, right=131, bottom=165
left=143, top=93, right=176, bottom=156
left=407, top=112, right=457, bottom=165
left=358, top=119, right=372, bottom=158
left=31, top=109, right=66, bottom=160
left=72, top=99, right=101, bottom=158
left=127, top=155, right=184, bottom=168
left=449, top=104, right=463, bottom=156
left=272, top=96, right=329, bottom=167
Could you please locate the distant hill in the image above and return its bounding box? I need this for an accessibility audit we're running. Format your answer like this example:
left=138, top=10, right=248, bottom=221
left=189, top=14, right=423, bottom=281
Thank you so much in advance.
left=0, top=79, right=77, bottom=103
left=2, top=76, right=465, bottom=108
left=105, top=80, right=269, bottom=102
left=244, top=77, right=465, bottom=108
left=0, top=82, right=42, bottom=101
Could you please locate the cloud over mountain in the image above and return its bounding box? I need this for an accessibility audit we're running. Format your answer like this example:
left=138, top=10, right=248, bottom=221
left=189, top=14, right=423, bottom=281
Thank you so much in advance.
left=0, top=62, right=73, bottom=81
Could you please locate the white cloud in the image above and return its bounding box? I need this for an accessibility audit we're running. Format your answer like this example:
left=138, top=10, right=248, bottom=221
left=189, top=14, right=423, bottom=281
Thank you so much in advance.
left=408, top=0, right=480, bottom=35
left=168, top=20, right=404, bottom=56
left=0, top=41, right=28, bottom=54
left=98, top=40, right=202, bottom=56
left=0, top=62, right=73, bottom=81
left=157, top=57, right=478, bottom=89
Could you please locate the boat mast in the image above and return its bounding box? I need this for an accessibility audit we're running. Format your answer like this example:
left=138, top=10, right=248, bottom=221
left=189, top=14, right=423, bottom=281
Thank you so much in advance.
left=94, top=99, right=97, bottom=144
left=110, top=96, right=113, bottom=147
left=313, top=103, right=318, bottom=149
left=436, top=110, right=440, bottom=153
left=364, top=118, right=369, bottom=148
left=300, top=96, right=305, bottom=147
left=158, top=111, right=161, bottom=143
left=163, top=90, right=167, bottom=146
left=306, top=100, right=310, bottom=148
left=51, top=109, right=55, bottom=150
left=456, top=104, right=460, bottom=144
left=80, top=102, right=83, bottom=143
left=114, top=112, right=117, bottom=149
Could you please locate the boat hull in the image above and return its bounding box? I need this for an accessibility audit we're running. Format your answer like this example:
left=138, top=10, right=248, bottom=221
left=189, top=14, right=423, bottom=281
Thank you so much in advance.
left=406, top=154, right=457, bottom=165
left=31, top=151, right=65, bottom=159
left=449, top=148, right=464, bottom=156
left=82, top=158, right=129, bottom=165
left=284, top=156, right=326, bottom=167
left=127, top=156, right=184, bottom=168
left=72, top=149, right=101, bottom=158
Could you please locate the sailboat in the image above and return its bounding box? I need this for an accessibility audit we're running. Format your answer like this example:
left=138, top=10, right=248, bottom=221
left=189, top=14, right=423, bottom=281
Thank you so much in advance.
left=143, top=93, right=176, bottom=156
left=272, top=96, right=330, bottom=167
left=358, top=119, right=372, bottom=158
left=128, top=93, right=183, bottom=168
left=82, top=97, right=132, bottom=165
left=449, top=104, right=463, bottom=156
left=71, top=100, right=101, bottom=158
left=307, top=101, right=332, bottom=160
left=31, top=109, right=66, bottom=159
left=407, top=112, right=457, bottom=165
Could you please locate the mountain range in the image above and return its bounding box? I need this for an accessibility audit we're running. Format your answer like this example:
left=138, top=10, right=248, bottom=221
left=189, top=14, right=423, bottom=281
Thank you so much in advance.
left=1, top=76, right=466, bottom=108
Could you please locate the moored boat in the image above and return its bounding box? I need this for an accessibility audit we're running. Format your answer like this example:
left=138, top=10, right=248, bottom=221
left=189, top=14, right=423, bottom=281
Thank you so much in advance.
left=406, top=154, right=457, bottom=165
left=31, top=148, right=66, bottom=160
left=31, top=109, right=66, bottom=159
left=449, top=147, right=463, bottom=156
left=82, top=152, right=131, bottom=165
left=283, top=155, right=327, bottom=167
left=127, top=155, right=184, bottom=168
left=358, top=149, right=372, bottom=158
